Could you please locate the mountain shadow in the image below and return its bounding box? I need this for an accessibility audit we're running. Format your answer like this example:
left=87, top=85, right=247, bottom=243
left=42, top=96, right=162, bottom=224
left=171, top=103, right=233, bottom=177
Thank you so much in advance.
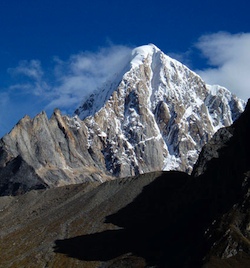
left=54, top=100, right=250, bottom=267
left=54, top=171, right=197, bottom=267
left=54, top=169, right=247, bottom=267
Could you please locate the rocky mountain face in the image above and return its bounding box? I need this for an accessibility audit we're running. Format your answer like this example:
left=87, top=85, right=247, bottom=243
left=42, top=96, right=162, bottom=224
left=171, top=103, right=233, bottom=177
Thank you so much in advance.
left=0, top=110, right=114, bottom=196
left=192, top=98, right=250, bottom=265
left=0, top=100, right=249, bottom=267
left=75, top=44, right=244, bottom=175
left=0, top=44, right=245, bottom=196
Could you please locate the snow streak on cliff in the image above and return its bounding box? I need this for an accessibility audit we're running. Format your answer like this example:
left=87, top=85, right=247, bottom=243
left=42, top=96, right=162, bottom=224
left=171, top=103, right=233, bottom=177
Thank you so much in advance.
left=75, top=44, right=245, bottom=174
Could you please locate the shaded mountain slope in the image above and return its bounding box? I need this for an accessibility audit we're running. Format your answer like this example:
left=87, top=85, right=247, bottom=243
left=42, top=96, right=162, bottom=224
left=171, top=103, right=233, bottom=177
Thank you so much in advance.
left=55, top=100, right=250, bottom=267
left=0, top=171, right=168, bottom=268
left=194, top=98, right=250, bottom=266
left=0, top=100, right=249, bottom=267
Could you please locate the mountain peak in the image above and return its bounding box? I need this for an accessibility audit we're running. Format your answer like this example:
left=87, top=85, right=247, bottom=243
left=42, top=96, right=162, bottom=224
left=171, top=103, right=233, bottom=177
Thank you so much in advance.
left=0, top=44, right=245, bottom=196
left=74, top=45, right=244, bottom=175
left=133, top=43, right=160, bottom=53
left=131, top=44, right=161, bottom=67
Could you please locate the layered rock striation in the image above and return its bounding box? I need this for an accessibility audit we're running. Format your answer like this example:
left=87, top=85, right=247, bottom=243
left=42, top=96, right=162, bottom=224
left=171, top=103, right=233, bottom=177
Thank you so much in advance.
left=0, top=110, right=114, bottom=195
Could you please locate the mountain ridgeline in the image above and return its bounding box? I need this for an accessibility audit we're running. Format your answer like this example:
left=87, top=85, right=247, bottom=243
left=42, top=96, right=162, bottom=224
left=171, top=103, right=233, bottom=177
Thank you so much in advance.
left=0, top=44, right=245, bottom=196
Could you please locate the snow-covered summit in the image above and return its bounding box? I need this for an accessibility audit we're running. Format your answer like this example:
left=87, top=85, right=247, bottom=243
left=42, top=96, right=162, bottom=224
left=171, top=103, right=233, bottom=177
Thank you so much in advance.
left=75, top=44, right=162, bottom=119
left=74, top=44, right=245, bottom=175
left=75, top=43, right=188, bottom=119
left=130, top=44, right=160, bottom=67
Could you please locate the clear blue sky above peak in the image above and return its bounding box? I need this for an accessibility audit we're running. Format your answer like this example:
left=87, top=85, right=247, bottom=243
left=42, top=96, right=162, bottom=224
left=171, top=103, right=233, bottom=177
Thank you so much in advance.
left=0, top=0, right=249, bottom=137
left=1, top=0, right=248, bottom=68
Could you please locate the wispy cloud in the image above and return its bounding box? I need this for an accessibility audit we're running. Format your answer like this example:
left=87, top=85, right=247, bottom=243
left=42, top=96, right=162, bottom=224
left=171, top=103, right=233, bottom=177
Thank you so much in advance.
left=8, top=60, right=43, bottom=80
left=48, top=45, right=132, bottom=112
left=8, top=59, right=50, bottom=96
left=6, top=45, right=133, bottom=115
left=0, top=92, right=10, bottom=134
left=194, top=32, right=250, bottom=101
left=0, top=45, right=133, bottom=136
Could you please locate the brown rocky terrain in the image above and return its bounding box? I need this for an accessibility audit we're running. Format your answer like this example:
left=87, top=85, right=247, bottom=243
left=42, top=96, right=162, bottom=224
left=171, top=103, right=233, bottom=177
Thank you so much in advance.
left=0, top=110, right=115, bottom=196
left=0, top=100, right=249, bottom=267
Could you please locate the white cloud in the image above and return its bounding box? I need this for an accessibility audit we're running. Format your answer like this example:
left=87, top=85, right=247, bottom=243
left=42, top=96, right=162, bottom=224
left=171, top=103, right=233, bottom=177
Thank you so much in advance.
left=0, top=45, right=133, bottom=137
left=8, top=59, right=50, bottom=96
left=49, top=45, right=132, bottom=112
left=195, top=32, right=250, bottom=101
left=8, top=60, right=43, bottom=80
left=5, top=45, right=133, bottom=117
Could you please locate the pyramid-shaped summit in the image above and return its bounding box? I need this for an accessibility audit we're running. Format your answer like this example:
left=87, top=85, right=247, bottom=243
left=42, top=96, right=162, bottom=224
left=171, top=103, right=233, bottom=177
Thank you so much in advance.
left=75, top=43, right=245, bottom=172
left=0, top=44, right=245, bottom=195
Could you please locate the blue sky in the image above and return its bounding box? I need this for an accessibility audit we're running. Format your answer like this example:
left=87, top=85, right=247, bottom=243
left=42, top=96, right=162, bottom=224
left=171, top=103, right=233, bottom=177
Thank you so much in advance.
left=0, top=0, right=249, bottom=137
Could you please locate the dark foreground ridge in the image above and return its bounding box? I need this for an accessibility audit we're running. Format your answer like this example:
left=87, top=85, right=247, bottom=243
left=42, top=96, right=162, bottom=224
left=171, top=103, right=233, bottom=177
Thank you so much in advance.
left=54, top=172, right=196, bottom=267
left=0, top=100, right=250, bottom=267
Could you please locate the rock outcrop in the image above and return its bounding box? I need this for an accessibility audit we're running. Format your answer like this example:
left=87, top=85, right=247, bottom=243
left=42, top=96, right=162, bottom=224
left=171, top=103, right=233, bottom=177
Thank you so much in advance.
left=192, top=98, right=250, bottom=264
left=0, top=110, right=114, bottom=195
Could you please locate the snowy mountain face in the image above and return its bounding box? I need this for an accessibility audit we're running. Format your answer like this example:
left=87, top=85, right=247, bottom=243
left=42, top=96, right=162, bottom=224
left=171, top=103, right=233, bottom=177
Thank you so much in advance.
left=0, top=44, right=245, bottom=195
left=75, top=44, right=245, bottom=174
